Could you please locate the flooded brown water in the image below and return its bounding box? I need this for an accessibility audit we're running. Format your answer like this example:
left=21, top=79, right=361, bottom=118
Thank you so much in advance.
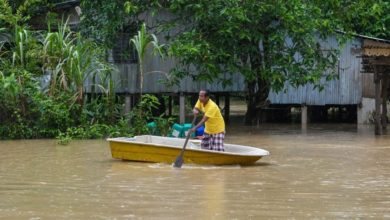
left=1, top=124, right=390, bottom=219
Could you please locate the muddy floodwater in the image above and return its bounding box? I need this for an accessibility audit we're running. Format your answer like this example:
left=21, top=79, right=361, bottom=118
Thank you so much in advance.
left=1, top=124, right=390, bottom=219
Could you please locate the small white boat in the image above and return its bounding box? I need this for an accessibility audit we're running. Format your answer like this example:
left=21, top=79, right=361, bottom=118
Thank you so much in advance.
left=107, top=135, right=270, bottom=165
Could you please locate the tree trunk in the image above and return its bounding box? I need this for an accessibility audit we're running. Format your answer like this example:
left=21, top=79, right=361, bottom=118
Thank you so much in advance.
left=77, top=86, right=83, bottom=107
left=245, top=82, right=257, bottom=125
left=244, top=38, right=270, bottom=125
left=245, top=77, right=270, bottom=125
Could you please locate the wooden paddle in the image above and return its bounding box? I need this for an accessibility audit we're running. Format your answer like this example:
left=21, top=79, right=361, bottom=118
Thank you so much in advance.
left=173, top=115, right=197, bottom=168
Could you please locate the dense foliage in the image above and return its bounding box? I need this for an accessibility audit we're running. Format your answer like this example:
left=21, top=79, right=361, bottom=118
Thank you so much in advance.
left=79, top=0, right=128, bottom=47
left=313, top=0, right=389, bottom=39
left=1, top=0, right=388, bottom=141
left=120, top=0, right=389, bottom=124
left=0, top=0, right=174, bottom=142
left=161, top=0, right=340, bottom=124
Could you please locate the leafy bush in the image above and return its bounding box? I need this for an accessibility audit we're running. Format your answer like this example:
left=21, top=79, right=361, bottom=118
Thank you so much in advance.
left=154, top=115, right=176, bottom=136
left=56, top=119, right=134, bottom=144
left=0, top=3, right=170, bottom=143
left=128, top=94, right=160, bottom=135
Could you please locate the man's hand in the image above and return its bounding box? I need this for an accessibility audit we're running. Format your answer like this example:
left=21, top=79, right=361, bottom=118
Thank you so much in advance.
left=189, top=127, right=196, bottom=133
left=193, top=108, right=199, bottom=115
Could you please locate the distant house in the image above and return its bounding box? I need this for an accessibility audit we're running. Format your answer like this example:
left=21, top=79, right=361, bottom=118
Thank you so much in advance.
left=268, top=34, right=389, bottom=125
left=42, top=1, right=389, bottom=125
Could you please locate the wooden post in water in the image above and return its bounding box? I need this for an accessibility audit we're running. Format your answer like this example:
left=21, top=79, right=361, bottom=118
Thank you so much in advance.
left=179, top=92, right=185, bottom=124
left=124, top=94, right=131, bottom=115
left=215, top=94, right=220, bottom=107
left=374, top=69, right=382, bottom=135
left=168, top=95, right=173, bottom=116
left=132, top=95, right=138, bottom=107
left=382, top=74, right=388, bottom=130
left=224, top=93, right=230, bottom=124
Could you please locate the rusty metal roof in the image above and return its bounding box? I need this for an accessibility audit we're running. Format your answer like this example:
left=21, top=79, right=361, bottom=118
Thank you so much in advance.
left=363, top=39, right=390, bottom=57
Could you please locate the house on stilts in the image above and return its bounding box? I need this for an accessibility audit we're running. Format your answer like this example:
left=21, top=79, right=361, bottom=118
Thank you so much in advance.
left=41, top=1, right=390, bottom=134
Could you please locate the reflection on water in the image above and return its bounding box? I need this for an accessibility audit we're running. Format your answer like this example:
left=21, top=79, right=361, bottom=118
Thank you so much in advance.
left=1, top=124, right=390, bottom=219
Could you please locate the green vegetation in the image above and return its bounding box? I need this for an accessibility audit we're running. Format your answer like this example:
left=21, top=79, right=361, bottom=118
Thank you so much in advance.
left=162, top=0, right=342, bottom=124
left=130, top=23, right=164, bottom=98
left=0, top=16, right=129, bottom=140
left=113, top=0, right=388, bottom=125
left=79, top=0, right=128, bottom=48
left=0, top=0, right=167, bottom=142
left=1, top=0, right=389, bottom=141
left=313, top=0, right=390, bottom=40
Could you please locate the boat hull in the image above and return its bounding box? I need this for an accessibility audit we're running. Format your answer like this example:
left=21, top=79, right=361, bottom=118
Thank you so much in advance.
left=108, top=138, right=266, bottom=165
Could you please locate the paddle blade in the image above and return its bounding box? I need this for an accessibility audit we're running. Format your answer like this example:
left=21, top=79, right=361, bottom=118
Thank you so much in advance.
left=173, top=115, right=196, bottom=168
left=173, top=155, right=183, bottom=168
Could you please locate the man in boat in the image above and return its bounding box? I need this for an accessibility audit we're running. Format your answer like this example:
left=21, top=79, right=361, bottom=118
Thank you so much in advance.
left=190, top=90, right=225, bottom=151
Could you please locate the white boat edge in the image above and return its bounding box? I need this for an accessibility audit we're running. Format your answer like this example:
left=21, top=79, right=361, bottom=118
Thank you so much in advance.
left=107, top=135, right=270, bottom=157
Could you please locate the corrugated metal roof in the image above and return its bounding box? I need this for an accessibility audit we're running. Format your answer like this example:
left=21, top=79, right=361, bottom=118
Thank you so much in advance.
left=336, top=30, right=390, bottom=44
left=268, top=36, right=363, bottom=105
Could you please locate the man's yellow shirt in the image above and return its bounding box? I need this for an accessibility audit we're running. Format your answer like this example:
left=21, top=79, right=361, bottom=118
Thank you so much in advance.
left=195, top=99, right=225, bottom=134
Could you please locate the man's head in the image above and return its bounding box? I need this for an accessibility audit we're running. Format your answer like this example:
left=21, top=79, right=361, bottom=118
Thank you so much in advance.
left=198, top=89, right=210, bottom=104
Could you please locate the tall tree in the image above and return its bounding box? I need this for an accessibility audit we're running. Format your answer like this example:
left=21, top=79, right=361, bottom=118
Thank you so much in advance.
left=81, top=0, right=388, bottom=124
left=157, top=0, right=339, bottom=124
left=321, top=0, right=389, bottom=39
left=78, top=0, right=128, bottom=47
left=78, top=0, right=158, bottom=47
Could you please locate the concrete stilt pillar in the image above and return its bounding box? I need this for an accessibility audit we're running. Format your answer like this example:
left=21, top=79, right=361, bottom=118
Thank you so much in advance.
left=301, top=105, right=308, bottom=134
left=179, top=93, right=185, bottom=124
left=301, top=105, right=308, bottom=125
left=125, top=95, right=131, bottom=115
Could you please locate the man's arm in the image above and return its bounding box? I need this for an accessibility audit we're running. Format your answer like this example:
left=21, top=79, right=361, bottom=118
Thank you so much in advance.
left=190, top=115, right=208, bottom=133
left=193, top=107, right=200, bottom=115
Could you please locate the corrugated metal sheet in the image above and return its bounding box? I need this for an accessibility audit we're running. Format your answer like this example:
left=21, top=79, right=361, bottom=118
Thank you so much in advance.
left=86, top=35, right=367, bottom=106
left=98, top=52, right=246, bottom=93
left=55, top=5, right=376, bottom=105
left=268, top=36, right=364, bottom=105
